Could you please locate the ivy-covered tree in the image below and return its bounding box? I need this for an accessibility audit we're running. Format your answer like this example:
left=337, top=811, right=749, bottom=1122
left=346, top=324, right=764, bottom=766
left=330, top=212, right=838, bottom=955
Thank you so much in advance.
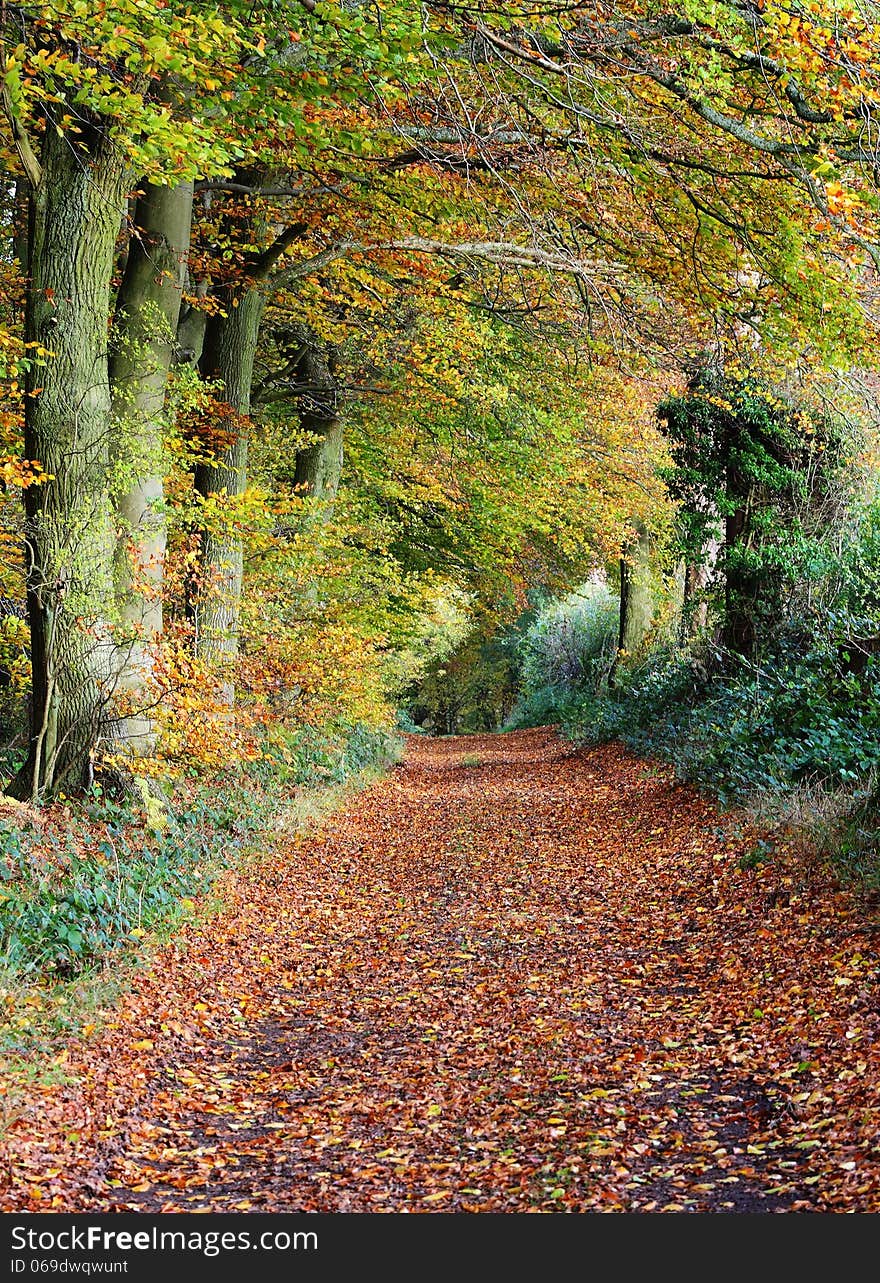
left=659, top=368, right=851, bottom=660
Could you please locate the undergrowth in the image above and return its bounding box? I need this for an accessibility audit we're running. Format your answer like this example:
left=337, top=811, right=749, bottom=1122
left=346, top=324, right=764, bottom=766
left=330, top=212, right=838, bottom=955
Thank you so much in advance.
left=0, top=719, right=399, bottom=1075
left=507, top=636, right=880, bottom=894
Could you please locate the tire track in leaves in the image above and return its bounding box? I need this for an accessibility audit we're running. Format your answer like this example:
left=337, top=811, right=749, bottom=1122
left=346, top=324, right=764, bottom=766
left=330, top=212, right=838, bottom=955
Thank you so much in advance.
left=3, top=728, right=880, bottom=1211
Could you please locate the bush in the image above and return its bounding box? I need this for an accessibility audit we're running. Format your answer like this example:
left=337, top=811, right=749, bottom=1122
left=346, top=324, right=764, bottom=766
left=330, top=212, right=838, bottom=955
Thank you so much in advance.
left=395, top=708, right=425, bottom=734
left=562, top=644, right=701, bottom=746
left=519, top=583, right=618, bottom=693
left=503, top=583, right=618, bottom=728
left=256, top=718, right=400, bottom=787
left=503, top=684, right=581, bottom=730
left=559, top=619, right=880, bottom=807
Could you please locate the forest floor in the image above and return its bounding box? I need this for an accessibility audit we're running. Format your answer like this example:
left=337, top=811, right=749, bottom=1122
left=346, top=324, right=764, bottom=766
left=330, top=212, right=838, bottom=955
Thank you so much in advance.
left=2, top=727, right=880, bottom=1212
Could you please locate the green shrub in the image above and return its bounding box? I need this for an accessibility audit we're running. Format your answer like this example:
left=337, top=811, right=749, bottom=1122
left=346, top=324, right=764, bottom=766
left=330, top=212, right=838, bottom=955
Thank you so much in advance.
left=395, top=708, right=425, bottom=734
left=503, top=684, right=581, bottom=730
left=559, top=621, right=880, bottom=807
left=503, top=584, right=619, bottom=729
left=519, top=584, right=618, bottom=693
left=562, top=644, right=700, bottom=746
left=0, top=789, right=242, bottom=978
left=256, top=719, right=399, bottom=787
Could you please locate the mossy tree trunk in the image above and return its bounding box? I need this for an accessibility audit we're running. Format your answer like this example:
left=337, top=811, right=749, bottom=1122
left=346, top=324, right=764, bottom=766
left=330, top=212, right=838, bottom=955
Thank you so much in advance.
left=109, top=179, right=194, bottom=749
left=292, top=332, right=344, bottom=514
left=191, top=287, right=265, bottom=696
left=679, top=559, right=710, bottom=643
left=186, top=190, right=306, bottom=698
left=722, top=458, right=758, bottom=660
left=8, top=118, right=129, bottom=800
left=616, top=521, right=655, bottom=666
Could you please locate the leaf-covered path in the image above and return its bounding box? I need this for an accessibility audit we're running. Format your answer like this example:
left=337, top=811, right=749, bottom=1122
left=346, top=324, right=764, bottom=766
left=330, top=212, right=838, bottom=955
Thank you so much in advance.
left=4, top=729, right=880, bottom=1212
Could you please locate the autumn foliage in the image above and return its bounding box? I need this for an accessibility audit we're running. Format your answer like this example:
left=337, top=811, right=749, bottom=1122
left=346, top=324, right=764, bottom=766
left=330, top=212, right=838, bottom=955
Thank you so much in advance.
left=2, top=732, right=879, bottom=1212
left=3, top=0, right=880, bottom=1222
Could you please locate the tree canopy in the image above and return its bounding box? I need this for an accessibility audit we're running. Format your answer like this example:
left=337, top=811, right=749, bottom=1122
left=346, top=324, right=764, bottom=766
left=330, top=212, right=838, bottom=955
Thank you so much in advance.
left=1, top=0, right=878, bottom=797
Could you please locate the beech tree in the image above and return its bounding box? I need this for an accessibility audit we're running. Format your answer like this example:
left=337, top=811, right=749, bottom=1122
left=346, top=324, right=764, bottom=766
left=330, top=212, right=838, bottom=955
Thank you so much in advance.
left=0, top=1, right=255, bottom=794
left=1, top=0, right=876, bottom=797
left=111, top=180, right=194, bottom=745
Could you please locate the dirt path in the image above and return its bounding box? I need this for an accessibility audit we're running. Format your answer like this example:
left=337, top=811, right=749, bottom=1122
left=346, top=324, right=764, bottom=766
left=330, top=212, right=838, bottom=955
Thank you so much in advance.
left=4, top=729, right=880, bottom=1211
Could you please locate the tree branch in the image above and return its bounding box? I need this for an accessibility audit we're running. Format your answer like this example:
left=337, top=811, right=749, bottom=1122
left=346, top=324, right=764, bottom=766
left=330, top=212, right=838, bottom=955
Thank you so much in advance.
left=0, top=79, right=42, bottom=190
left=251, top=222, right=309, bottom=282
left=195, top=181, right=310, bottom=198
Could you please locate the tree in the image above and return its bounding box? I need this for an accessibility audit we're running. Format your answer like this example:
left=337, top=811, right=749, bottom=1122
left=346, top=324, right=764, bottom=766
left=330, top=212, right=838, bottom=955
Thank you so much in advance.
left=2, top=0, right=876, bottom=799
left=617, top=522, right=657, bottom=664
left=0, top=0, right=255, bottom=795
left=111, top=180, right=194, bottom=747
left=659, top=367, right=852, bottom=661
left=10, top=107, right=131, bottom=798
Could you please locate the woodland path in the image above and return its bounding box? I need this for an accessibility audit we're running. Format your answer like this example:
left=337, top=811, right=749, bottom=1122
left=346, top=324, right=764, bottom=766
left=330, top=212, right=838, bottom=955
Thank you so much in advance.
left=3, top=728, right=880, bottom=1212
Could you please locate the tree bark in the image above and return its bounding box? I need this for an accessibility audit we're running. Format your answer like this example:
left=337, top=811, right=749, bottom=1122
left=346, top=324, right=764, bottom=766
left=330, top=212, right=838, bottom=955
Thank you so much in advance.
left=679, top=558, right=710, bottom=643
left=616, top=521, right=655, bottom=662
left=294, top=418, right=344, bottom=505
left=8, top=120, right=129, bottom=799
left=175, top=281, right=209, bottom=369
left=183, top=175, right=306, bottom=700
left=191, top=287, right=265, bottom=696
left=722, top=469, right=757, bottom=659
left=11, top=177, right=28, bottom=273
left=110, top=179, right=194, bottom=750
left=292, top=332, right=343, bottom=513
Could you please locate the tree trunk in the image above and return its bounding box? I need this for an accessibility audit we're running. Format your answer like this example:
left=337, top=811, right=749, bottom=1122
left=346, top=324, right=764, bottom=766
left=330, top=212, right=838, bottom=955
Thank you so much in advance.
left=176, top=277, right=209, bottom=369
left=191, top=287, right=265, bottom=696
left=183, top=171, right=307, bottom=699
left=294, top=418, right=344, bottom=506
left=8, top=121, right=129, bottom=799
left=616, top=522, right=655, bottom=666
left=110, top=180, right=193, bottom=750
left=679, top=559, right=710, bottom=643
left=292, top=334, right=343, bottom=513
left=722, top=488, right=757, bottom=660
left=11, top=177, right=28, bottom=272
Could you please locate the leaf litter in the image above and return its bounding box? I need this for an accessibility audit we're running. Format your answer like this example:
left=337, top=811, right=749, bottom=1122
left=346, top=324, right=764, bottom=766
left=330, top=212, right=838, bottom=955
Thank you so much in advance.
left=2, top=728, right=879, bottom=1212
